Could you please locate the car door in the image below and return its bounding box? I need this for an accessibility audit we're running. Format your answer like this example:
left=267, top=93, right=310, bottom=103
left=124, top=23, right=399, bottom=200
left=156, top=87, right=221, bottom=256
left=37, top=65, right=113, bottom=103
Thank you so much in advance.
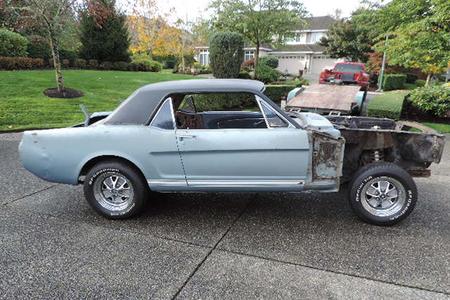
left=176, top=94, right=310, bottom=191
left=146, top=98, right=187, bottom=191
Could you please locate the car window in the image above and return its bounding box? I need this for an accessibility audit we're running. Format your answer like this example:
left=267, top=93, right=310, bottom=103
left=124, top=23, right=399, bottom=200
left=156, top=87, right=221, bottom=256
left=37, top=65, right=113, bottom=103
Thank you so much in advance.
left=150, top=98, right=174, bottom=130
left=259, top=100, right=289, bottom=128
left=334, top=64, right=363, bottom=72
left=171, top=92, right=267, bottom=130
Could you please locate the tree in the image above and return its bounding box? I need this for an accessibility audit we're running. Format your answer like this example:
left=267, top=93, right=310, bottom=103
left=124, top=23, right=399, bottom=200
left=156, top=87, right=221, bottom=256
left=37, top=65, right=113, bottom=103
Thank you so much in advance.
left=375, top=0, right=450, bottom=84
left=126, top=0, right=159, bottom=55
left=319, top=7, right=380, bottom=63
left=0, top=28, right=28, bottom=57
left=79, top=0, right=131, bottom=62
left=210, top=0, right=307, bottom=69
left=19, top=0, right=78, bottom=93
left=209, top=32, right=244, bottom=78
left=319, top=19, right=373, bottom=62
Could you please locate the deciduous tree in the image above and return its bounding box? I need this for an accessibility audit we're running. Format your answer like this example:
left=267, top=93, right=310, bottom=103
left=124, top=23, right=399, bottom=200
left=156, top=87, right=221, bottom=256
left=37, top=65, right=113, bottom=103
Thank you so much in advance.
left=21, top=0, right=78, bottom=93
left=210, top=0, right=307, bottom=69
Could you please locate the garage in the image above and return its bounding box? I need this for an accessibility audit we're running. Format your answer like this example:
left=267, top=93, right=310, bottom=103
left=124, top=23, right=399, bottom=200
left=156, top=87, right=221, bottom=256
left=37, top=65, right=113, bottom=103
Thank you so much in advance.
left=274, top=54, right=307, bottom=75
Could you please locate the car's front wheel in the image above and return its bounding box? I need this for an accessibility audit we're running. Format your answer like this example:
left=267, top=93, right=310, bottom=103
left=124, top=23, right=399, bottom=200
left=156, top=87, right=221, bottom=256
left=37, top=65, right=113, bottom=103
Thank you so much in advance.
left=349, top=162, right=417, bottom=226
left=83, top=160, right=148, bottom=219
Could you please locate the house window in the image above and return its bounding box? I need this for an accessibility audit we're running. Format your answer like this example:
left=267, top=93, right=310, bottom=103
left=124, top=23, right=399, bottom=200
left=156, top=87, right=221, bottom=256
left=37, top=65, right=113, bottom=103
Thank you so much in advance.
left=244, top=50, right=254, bottom=61
left=199, top=49, right=209, bottom=66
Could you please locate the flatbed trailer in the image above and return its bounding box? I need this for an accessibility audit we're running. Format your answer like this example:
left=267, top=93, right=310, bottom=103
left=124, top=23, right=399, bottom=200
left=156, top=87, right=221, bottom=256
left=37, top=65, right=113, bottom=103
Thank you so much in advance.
left=286, top=84, right=366, bottom=115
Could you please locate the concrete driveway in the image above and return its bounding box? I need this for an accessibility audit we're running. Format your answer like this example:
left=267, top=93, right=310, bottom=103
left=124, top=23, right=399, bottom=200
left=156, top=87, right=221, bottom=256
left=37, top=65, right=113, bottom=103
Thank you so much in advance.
left=1, top=132, right=449, bottom=299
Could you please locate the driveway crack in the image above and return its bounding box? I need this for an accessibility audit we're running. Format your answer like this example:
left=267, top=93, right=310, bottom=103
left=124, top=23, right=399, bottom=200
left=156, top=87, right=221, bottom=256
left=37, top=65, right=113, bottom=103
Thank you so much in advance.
left=171, top=194, right=255, bottom=299
left=3, top=184, right=57, bottom=206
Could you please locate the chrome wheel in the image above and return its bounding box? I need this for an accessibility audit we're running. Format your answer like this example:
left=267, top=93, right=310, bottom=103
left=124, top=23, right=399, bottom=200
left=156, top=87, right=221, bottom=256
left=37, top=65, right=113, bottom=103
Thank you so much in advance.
left=93, top=172, right=135, bottom=212
left=361, top=176, right=406, bottom=217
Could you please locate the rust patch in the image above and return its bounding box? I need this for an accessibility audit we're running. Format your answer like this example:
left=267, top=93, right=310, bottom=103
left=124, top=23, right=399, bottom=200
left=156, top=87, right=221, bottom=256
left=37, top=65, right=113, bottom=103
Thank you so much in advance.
left=312, top=132, right=345, bottom=180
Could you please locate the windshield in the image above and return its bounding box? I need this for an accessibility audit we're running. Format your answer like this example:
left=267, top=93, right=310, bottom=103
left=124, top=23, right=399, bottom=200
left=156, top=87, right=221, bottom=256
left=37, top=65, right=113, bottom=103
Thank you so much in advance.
left=334, top=64, right=363, bottom=72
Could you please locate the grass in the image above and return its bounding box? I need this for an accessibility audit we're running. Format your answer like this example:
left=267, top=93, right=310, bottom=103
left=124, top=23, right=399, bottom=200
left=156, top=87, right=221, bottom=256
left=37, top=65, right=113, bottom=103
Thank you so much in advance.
left=421, top=122, right=450, bottom=133
left=0, top=69, right=194, bottom=131
left=367, top=90, right=409, bottom=120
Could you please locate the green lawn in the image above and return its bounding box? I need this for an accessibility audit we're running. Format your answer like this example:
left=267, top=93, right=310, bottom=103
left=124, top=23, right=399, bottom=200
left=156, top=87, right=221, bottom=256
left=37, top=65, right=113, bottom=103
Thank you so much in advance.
left=367, top=90, right=409, bottom=120
left=421, top=122, right=450, bottom=133
left=0, top=70, right=194, bottom=131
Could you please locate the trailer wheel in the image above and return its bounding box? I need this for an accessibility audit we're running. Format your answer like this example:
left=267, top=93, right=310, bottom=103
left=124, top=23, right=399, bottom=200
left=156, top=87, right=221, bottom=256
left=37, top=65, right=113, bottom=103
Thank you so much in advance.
left=349, top=162, right=417, bottom=226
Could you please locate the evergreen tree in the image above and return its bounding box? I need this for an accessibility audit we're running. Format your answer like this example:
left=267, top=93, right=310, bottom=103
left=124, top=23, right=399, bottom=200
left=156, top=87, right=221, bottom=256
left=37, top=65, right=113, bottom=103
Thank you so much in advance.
left=79, top=0, right=130, bottom=62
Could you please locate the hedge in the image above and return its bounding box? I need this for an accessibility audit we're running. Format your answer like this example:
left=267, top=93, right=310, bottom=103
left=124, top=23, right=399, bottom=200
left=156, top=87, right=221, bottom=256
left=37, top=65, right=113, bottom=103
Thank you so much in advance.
left=264, top=85, right=296, bottom=105
left=0, top=56, right=44, bottom=70
left=209, top=32, right=244, bottom=78
left=408, top=85, right=450, bottom=117
left=0, top=56, right=162, bottom=72
left=383, top=74, right=406, bottom=91
left=367, top=90, right=409, bottom=120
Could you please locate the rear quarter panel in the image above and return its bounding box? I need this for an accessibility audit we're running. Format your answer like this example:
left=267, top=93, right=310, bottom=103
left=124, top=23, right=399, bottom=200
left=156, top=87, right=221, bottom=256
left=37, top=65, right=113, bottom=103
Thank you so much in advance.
left=20, top=125, right=162, bottom=185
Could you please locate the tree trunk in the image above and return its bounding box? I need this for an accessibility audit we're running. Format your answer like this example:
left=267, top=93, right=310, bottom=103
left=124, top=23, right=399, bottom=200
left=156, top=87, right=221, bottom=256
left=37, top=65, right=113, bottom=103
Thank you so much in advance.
left=425, top=73, right=431, bottom=86
left=254, top=40, right=260, bottom=78
left=49, top=34, right=64, bottom=92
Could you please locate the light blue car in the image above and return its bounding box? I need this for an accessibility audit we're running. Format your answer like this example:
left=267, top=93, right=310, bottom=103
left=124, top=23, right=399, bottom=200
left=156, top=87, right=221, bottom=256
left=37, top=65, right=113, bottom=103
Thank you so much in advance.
left=19, top=79, right=445, bottom=225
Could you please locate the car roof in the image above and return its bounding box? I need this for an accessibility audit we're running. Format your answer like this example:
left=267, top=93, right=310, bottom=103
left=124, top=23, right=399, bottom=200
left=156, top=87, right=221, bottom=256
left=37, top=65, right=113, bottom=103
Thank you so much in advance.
left=104, top=79, right=266, bottom=125
left=139, top=79, right=266, bottom=93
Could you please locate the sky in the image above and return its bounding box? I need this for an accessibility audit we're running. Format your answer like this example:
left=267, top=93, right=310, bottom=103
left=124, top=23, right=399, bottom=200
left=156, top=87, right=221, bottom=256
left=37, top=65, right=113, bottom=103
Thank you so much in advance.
left=155, top=0, right=369, bottom=22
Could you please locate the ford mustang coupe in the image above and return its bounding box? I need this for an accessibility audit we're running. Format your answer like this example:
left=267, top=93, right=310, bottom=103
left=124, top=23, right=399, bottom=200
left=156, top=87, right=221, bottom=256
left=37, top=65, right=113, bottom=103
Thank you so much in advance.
left=19, top=79, right=445, bottom=225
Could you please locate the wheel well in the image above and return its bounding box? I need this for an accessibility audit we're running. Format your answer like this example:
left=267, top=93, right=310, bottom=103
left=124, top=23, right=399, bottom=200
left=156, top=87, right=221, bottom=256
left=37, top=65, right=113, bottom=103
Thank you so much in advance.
left=78, top=155, right=146, bottom=183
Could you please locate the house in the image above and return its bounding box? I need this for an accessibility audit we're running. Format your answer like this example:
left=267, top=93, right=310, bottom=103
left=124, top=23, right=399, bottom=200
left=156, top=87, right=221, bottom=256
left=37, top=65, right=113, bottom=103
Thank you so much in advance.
left=194, top=16, right=344, bottom=77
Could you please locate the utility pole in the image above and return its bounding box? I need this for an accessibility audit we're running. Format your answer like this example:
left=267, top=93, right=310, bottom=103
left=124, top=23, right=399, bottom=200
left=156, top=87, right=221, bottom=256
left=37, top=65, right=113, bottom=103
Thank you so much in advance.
left=377, top=35, right=388, bottom=92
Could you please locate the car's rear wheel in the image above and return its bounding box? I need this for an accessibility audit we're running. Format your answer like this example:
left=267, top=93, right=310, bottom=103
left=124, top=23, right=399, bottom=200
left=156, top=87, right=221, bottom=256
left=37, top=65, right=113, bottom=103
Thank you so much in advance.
left=349, top=162, right=417, bottom=226
left=84, top=160, right=148, bottom=219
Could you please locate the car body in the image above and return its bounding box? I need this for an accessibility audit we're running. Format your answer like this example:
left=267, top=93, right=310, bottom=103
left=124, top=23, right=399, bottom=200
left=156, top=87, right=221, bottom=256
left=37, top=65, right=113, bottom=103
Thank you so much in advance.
left=19, top=79, right=445, bottom=225
left=319, top=62, right=369, bottom=87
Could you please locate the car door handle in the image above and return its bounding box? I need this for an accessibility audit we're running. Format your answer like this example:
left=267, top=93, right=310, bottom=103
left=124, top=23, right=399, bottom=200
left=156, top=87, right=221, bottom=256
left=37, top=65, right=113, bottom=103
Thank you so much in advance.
left=178, top=134, right=196, bottom=140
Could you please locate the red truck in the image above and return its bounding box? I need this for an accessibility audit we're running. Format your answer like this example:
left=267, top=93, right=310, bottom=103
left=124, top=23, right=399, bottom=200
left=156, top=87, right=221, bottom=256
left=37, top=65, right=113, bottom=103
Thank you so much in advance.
left=319, top=62, right=369, bottom=88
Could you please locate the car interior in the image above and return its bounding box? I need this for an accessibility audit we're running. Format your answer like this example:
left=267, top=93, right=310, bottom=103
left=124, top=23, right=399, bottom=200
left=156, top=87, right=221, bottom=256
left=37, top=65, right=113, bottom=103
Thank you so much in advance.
left=171, top=93, right=271, bottom=130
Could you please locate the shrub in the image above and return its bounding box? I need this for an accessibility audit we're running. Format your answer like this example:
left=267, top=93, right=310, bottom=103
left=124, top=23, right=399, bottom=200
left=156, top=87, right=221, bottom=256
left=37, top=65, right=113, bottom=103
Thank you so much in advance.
left=238, top=71, right=251, bottom=79
left=294, top=77, right=309, bottom=87
left=260, top=56, right=279, bottom=69
left=405, top=73, right=418, bottom=84
left=74, top=58, right=87, bottom=69
left=27, top=35, right=51, bottom=59
left=0, top=29, right=28, bottom=57
left=59, top=49, right=78, bottom=62
left=112, top=61, right=129, bottom=71
left=255, top=63, right=280, bottom=83
left=416, top=79, right=426, bottom=87
left=264, top=85, right=296, bottom=105
left=130, top=56, right=162, bottom=72
left=408, top=85, right=450, bottom=117
left=99, top=61, right=113, bottom=70
left=383, top=74, right=406, bottom=91
left=154, top=54, right=177, bottom=69
left=209, top=32, right=244, bottom=78
left=241, top=59, right=255, bottom=71
left=61, top=59, right=70, bottom=68
left=88, top=59, right=99, bottom=69
left=0, top=57, right=44, bottom=70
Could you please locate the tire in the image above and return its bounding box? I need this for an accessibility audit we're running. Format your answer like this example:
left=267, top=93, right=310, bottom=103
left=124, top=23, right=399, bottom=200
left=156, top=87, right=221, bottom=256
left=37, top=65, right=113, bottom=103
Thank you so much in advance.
left=349, top=162, right=417, bottom=226
left=83, top=160, right=148, bottom=219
